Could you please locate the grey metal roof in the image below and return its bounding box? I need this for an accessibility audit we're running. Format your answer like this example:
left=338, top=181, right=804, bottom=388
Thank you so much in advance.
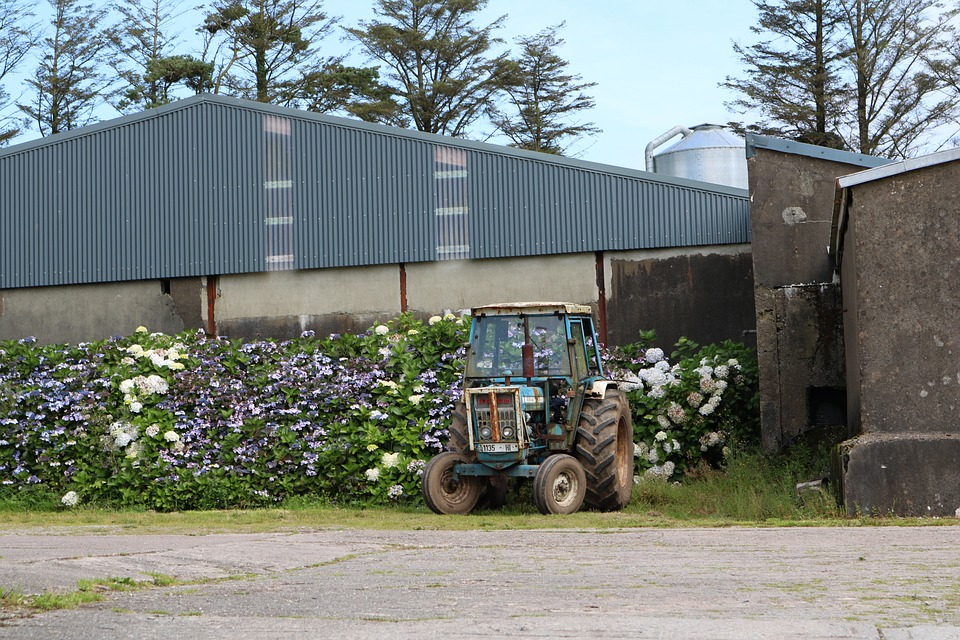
left=837, top=146, right=960, bottom=187
left=831, top=145, right=960, bottom=267
left=745, top=133, right=891, bottom=168
left=0, top=95, right=751, bottom=290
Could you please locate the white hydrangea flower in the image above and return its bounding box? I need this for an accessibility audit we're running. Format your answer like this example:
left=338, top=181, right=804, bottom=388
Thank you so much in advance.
left=667, top=402, right=687, bottom=424
left=634, top=442, right=649, bottom=458
left=443, top=313, right=456, bottom=321
left=655, top=430, right=668, bottom=442
left=406, top=459, right=426, bottom=476
left=145, top=425, right=160, bottom=437
left=388, top=485, right=404, bottom=499
left=700, top=376, right=717, bottom=393
left=408, top=394, right=424, bottom=405
left=647, top=447, right=659, bottom=463
left=374, top=324, right=389, bottom=335
left=114, top=432, right=132, bottom=448
left=657, top=415, right=671, bottom=429
left=428, top=315, right=442, bottom=325
left=714, top=365, right=730, bottom=379
left=119, top=379, right=135, bottom=394
left=61, top=491, right=79, bottom=507
left=687, top=391, right=703, bottom=407
left=644, top=347, right=665, bottom=364
left=407, top=329, right=419, bottom=336
left=382, top=452, right=400, bottom=468
left=130, top=401, right=143, bottom=414
left=163, top=430, right=180, bottom=443
left=365, top=468, right=380, bottom=483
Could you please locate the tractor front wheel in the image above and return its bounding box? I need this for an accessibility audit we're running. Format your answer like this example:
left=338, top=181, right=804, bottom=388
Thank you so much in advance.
left=422, top=451, right=481, bottom=515
left=575, top=388, right=634, bottom=511
left=533, top=454, right=586, bottom=515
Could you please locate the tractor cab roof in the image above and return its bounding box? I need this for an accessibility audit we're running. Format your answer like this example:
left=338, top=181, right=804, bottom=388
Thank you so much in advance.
left=470, top=302, right=593, bottom=317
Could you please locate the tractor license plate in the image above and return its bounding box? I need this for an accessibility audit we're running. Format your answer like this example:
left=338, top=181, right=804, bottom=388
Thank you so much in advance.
left=477, top=443, right=519, bottom=453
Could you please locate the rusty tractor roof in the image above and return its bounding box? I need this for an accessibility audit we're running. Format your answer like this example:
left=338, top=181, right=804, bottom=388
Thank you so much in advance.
left=470, top=302, right=593, bottom=317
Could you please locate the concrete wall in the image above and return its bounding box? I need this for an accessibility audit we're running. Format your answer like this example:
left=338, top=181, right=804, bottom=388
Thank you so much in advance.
left=605, top=245, right=755, bottom=349
left=405, top=254, right=598, bottom=313
left=2, top=246, right=758, bottom=350
left=748, top=148, right=869, bottom=451
left=0, top=279, right=198, bottom=344
left=834, top=159, right=960, bottom=517
left=213, top=265, right=402, bottom=339
left=842, top=162, right=960, bottom=434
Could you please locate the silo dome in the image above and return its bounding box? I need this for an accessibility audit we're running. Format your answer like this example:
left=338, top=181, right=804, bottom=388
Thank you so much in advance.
left=648, top=124, right=748, bottom=189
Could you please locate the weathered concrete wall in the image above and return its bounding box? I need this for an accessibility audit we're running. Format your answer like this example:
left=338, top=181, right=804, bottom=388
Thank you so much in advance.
left=0, top=280, right=196, bottom=344
left=213, top=266, right=401, bottom=340
left=834, top=158, right=960, bottom=517
left=605, top=245, right=755, bottom=349
left=748, top=148, right=868, bottom=450
left=842, top=162, right=960, bottom=434
left=1, top=247, right=758, bottom=349
left=405, top=254, right=598, bottom=314
left=836, top=433, right=960, bottom=517
left=755, top=284, right=846, bottom=450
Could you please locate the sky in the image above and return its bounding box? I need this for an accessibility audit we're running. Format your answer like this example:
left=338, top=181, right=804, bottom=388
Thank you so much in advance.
left=2, top=0, right=762, bottom=171
left=309, top=0, right=762, bottom=170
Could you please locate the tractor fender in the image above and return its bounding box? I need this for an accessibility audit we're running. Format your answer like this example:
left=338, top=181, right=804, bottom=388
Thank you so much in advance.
left=584, top=380, right=619, bottom=399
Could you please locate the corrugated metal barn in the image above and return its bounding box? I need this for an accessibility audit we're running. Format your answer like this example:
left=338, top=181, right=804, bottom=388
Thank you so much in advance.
left=0, top=95, right=754, bottom=345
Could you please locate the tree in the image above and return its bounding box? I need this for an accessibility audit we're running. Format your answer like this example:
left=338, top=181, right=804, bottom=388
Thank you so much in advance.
left=723, top=0, right=847, bottom=148
left=279, top=62, right=400, bottom=120
left=200, top=0, right=338, bottom=103
left=837, top=0, right=956, bottom=157
left=490, top=23, right=599, bottom=155
left=726, top=0, right=957, bottom=157
left=107, top=0, right=208, bottom=112
left=0, top=0, right=40, bottom=144
left=345, top=0, right=511, bottom=137
left=18, top=0, right=112, bottom=136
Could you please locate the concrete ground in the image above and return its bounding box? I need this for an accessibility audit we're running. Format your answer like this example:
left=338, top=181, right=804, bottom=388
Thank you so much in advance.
left=1, top=526, right=959, bottom=639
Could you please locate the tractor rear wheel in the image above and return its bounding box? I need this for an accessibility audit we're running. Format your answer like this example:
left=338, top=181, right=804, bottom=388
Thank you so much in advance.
left=533, top=454, right=586, bottom=515
left=575, top=388, right=634, bottom=511
left=422, top=451, right=481, bottom=515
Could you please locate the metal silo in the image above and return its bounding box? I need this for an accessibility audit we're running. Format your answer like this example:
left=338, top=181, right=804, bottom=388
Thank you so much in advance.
left=646, top=124, right=748, bottom=189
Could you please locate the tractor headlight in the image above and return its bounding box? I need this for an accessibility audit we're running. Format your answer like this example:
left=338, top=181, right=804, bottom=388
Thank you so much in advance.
left=479, top=426, right=493, bottom=440
left=501, top=425, right=516, bottom=440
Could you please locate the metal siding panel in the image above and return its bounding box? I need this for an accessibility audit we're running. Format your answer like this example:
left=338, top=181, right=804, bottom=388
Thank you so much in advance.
left=0, top=97, right=750, bottom=290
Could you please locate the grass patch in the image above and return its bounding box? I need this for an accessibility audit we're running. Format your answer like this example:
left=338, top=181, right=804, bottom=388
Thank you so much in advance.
left=0, top=445, right=954, bottom=533
left=0, top=573, right=189, bottom=614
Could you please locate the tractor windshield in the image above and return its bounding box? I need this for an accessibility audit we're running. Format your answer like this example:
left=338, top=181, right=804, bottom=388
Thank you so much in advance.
left=466, top=315, right=571, bottom=378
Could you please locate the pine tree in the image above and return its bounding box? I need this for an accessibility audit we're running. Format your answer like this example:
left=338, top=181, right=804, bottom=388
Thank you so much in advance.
left=17, top=0, right=112, bottom=136
left=726, top=0, right=957, bottom=157
left=491, top=23, right=599, bottom=155
left=723, top=0, right=847, bottom=148
left=200, top=0, right=336, bottom=103
left=107, top=0, right=209, bottom=112
left=0, top=0, right=40, bottom=144
left=345, top=0, right=511, bottom=137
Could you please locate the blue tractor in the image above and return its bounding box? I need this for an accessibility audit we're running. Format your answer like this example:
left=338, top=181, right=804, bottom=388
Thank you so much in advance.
left=422, top=302, right=634, bottom=515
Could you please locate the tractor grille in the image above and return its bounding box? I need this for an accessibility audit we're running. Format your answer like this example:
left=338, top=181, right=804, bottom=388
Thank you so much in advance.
left=470, top=389, right=520, bottom=442
left=476, top=405, right=517, bottom=439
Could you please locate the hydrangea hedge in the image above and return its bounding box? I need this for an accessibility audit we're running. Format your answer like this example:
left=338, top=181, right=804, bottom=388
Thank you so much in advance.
left=0, top=319, right=758, bottom=510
